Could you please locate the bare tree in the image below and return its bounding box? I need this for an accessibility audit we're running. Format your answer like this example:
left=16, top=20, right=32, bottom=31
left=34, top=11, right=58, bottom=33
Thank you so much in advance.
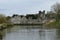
left=51, top=2, right=60, bottom=13
left=51, top=2, right=60, bottom=21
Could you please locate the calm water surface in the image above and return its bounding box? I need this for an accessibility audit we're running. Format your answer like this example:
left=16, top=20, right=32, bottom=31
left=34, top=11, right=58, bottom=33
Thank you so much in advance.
left=0, top=26, right=60, bottom=40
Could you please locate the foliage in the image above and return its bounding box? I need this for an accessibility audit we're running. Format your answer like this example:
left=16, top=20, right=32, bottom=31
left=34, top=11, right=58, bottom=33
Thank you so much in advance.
left=45, top=20, right=60, bottom=28
left=46, top=11, right=56, bottom=19
left=51, top=2, right=60, bottom=21
left=0, top=14, right=7, bottom=24
left=26, top=14, right=37, bottom=19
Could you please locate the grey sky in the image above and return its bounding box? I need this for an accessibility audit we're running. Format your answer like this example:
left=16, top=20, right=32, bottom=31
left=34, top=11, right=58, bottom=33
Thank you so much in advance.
left=0, top=0, right=60, bottom=16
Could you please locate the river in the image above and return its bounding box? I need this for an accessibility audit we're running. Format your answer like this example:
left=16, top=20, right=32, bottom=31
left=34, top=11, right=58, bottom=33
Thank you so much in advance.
left=0, top=25, right=60, bottom=40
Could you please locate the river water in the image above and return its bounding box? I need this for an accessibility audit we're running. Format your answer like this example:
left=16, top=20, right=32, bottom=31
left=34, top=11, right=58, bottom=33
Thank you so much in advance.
left=0, top=26, right=60, bottom=40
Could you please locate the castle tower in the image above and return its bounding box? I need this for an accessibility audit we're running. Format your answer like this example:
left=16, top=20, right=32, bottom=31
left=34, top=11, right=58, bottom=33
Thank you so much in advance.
left=38, top=10, right=45, bottom=22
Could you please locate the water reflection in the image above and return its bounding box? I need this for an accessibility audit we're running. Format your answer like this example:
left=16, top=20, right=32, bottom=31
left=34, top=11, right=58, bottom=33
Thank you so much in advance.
left=0, top=31, right=3, bottom=40
left=39, top=29, right=57, bottom=40
left=0, top=26, right=60, bottom=40
left=56, top=29, right=60, bottom=40
left=0, top=30, right=4, bottom=40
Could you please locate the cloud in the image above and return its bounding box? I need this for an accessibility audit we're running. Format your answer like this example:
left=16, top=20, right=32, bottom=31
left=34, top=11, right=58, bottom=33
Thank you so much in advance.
left=0, top=0, right=60, bottom=16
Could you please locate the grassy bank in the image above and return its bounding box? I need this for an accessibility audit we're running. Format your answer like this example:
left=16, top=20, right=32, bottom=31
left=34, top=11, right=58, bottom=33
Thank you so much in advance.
left=45, top=20, right=60, bottom=28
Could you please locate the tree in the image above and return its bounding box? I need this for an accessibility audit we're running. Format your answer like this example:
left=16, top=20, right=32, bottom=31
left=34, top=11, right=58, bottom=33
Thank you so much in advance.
left=0, top=14, right=7, bottom=24
left=51, top=3, right=60, bottom=13
left=6, top=16, right=11, bottom=20
left=46, top=11, right=56, bottom=19
left=51, top=2, right=60, bottom=21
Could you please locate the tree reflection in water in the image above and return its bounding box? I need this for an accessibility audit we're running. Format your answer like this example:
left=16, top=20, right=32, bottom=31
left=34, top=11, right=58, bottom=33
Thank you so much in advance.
left=39, top=29, right=45, bottom=40
left=0, top=30, right=4, bottom=40
left=56, top=29, right=60, bottom=40
left=0, top=35, right=3, bottom=40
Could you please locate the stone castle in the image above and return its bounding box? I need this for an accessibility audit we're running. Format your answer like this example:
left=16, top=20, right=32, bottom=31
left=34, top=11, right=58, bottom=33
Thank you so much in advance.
left=10, top=10, right=45, bottom=24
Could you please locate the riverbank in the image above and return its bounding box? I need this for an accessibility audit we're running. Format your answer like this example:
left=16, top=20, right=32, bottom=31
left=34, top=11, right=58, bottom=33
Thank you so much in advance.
left=0, top=23, right=13, bottom=30
left=45, top=20, right=60, bottom=28
left=0, top=20, right=60, bottom=30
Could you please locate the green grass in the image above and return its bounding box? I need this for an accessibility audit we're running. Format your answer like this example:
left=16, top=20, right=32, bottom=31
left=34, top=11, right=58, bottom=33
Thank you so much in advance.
left=45, top=20, right=60, bottom=28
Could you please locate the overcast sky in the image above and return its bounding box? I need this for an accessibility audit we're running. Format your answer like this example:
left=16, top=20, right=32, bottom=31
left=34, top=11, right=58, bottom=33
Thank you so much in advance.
left=0, top=0, right=60, bottom=16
